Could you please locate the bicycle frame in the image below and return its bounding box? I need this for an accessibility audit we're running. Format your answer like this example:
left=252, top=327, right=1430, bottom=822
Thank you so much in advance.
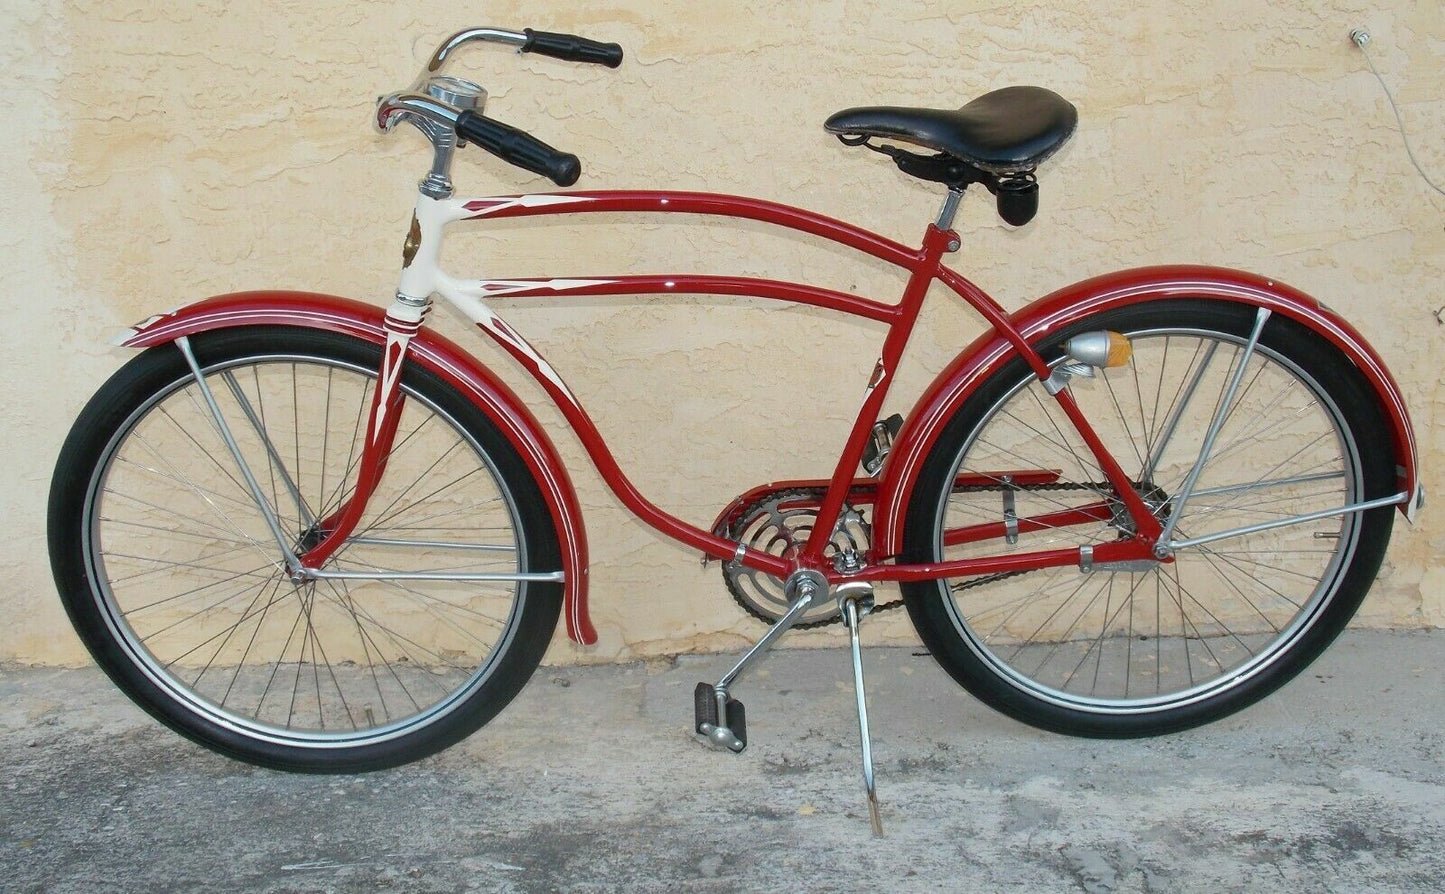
left=296, top=187, right=1170, bottom=585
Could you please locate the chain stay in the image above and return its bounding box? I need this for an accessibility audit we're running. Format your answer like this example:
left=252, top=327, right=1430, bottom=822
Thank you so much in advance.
left=722, top=480, right=1123, bottom=629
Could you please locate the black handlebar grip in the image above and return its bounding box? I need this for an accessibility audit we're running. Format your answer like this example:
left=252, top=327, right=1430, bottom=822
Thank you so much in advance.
left=521, top=28, right=624, bottom=68
left=455, top=111, right=581, bottom=187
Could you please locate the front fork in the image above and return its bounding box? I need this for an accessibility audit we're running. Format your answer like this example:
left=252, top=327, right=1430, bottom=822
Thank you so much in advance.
left=294, top=296, right=430, bottom=571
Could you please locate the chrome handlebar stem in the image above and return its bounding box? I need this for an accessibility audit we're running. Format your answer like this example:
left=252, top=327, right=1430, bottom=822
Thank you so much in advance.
left=374, top=93, right=462, bottom=136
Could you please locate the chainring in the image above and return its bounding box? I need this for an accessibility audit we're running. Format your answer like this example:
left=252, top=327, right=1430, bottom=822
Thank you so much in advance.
left=720, top=488, right=864, bottom=627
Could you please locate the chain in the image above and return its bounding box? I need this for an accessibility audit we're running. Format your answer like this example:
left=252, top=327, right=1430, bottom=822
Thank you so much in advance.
left=723, top=480, right=1120, bottom=629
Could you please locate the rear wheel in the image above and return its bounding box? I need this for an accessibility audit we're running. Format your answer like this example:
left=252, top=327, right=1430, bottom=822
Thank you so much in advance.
left=49, top=327, right=563, bottom=771
left=901, top=299, right=1396, bottom=736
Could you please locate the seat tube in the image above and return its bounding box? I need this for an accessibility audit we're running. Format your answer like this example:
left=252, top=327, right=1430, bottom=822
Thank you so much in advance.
left=800, top=199, right=961, bottom=565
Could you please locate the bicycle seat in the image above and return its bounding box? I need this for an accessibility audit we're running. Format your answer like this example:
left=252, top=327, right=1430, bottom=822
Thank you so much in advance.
left=824, top=86, right=1077, bottom=174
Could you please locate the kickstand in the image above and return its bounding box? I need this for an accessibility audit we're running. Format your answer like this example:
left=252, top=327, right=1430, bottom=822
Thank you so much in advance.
left=838, top=582, right=883, bottom=837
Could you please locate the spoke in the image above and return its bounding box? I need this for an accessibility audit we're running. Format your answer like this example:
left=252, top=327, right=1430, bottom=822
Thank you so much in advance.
left=1190, top=548, right=1285, bottom=633
left=318, top=577, right=404, bottom=721
left=155, top=581, right=297, bottom=668
left=1087, top=573, right=1118, bottom=693
left=318, top=375, right=372, bottom=519
left=1151, top=572, right=1159, bottom=695
left=1194, top=378, right=1309, bottom=469
left=193, top=568, right=287, bottom=688
left=256, top=595, right=308, bottom=722
left=326, top=576, right=438, bottom=707
left=222, top=369, right=315, bottom=527
left=99, top=548, right=270, bottom=586
left=1101, top=373, right=1147, bottom=472
left=103, top=489, right=267, bottom=550
left=1196, top=542, right=1315, bottom=609
left=1145, top=335, right=1172, bottom=454
left=1009, top=392, right=1106, bottom=487
left=1062, top=571, right=1150, bottom=692
left=121, top=434, right=284, bottom=569
left=158, top=399, right=255, bottom=506
left=121, top=560, right=281, bottom=614
left=1129, top=347, right=1154, bottom=468
left=307, top=584, right=472, bottom=679
left=1025, top=575, right=1115, bottom=677
left=319, top=367, right=334, bottom=522
left=112, top=454, right=288, bottom=527
left=1003, top=575, right=1096, bottom=662
left=354, top=440, right=473, bottom=535
left=220, top=572, right=289, bottom=709
left=1141, top=339, right=1215, bottom=480
left=965, top=571, right=1093, bottom=634
left=355, top=498, right=506, bottom=538
left=1163, top=564, right=1253, bottom=665
left=99, top=515, right=255, bottom=549
left=320, top=411, right=436, bottom=521
left=302, top=593, right=357, bottom=732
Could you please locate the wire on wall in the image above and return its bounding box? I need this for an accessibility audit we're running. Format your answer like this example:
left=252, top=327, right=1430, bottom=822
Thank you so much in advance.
left=1351, top=30, right=1445, bottom=199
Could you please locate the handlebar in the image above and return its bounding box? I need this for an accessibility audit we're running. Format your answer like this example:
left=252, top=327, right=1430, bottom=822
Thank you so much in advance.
left=375, top=26, right=623, bottom=187
left=521, top=28, right=624, bottom=68
left=456, top=110, right=581, bottom=187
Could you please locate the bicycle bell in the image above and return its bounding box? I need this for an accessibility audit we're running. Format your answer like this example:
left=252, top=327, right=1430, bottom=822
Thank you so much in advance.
left=425, top=75, right=487, bottom=112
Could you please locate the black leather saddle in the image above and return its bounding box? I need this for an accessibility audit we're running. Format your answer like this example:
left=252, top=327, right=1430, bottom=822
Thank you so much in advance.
left=824, top=86, right=1077, bottom=174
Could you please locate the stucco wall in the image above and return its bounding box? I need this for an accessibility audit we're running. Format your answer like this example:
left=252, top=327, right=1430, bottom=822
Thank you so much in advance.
left=2, top=1, right=1441, bottom=666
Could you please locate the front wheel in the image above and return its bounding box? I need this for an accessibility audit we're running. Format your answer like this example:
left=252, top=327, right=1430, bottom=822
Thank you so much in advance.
left=49, top=327, right=563, bottom=771
left=901, top=299, right=1396, bottom=737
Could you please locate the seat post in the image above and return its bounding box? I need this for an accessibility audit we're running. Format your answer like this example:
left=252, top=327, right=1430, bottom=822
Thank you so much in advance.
left=935, top=187, right=965, bottom=229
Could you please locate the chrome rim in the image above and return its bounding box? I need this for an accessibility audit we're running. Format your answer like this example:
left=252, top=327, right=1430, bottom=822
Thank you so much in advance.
left=83, top=350, right=529, bottom=747
left=933, top=325, right=1361, bottom=714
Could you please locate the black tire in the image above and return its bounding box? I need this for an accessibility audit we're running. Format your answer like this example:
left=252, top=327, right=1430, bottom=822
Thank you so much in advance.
left=49, top=327, right=563, bottom=771
left=901, top=299, right=1395, bottom=737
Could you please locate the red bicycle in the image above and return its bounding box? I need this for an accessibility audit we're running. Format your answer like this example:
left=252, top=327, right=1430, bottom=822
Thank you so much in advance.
left=49, top=27, right=1422, bottom=830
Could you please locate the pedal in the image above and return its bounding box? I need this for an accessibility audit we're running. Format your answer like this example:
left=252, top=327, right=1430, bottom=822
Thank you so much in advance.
left=694, top=682, right=747, bottom=752
left=861, top=413, right=904, bottom=476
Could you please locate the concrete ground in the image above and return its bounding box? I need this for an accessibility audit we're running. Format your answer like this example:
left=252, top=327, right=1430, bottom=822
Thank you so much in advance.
left=3, top=629, right=1443, bottom=893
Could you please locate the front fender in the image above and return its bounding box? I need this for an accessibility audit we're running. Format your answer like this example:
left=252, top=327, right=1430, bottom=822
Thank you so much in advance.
left=872, top=265, right=1422, bottom=558
left=117, top=291, right=597, bottom=646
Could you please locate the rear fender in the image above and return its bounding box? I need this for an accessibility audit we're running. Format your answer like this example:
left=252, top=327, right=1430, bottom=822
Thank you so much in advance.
left=872, top=265, right=1422, bottom=558
left=116, top=290, right=597, bottom=645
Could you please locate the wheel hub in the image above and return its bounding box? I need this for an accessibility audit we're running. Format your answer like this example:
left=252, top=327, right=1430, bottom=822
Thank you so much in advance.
left=1109, top=481, right=1172, bottom=536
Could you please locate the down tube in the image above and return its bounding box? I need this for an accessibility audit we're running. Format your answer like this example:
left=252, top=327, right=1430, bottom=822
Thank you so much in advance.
left=435, top=277, right=793, bottom=575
